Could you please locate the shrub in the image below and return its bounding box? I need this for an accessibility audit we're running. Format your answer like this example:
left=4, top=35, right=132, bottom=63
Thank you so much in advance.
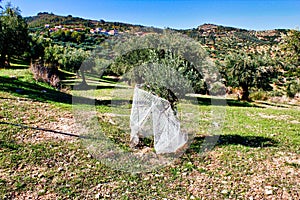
left=249, top=91, right=269, bottom=101
left=286, top=80, right=300, bottom=98
left=269, top=90, right=284, bottom=97
left=209, top=82, right=226, bottom=96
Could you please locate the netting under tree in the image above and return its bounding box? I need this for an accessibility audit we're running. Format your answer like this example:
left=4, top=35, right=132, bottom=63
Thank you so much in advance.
left=130, top=86, right=188, bottom=154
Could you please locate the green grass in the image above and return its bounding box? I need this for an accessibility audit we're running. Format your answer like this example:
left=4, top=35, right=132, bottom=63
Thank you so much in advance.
left=0, top=66, right=299, bottom=199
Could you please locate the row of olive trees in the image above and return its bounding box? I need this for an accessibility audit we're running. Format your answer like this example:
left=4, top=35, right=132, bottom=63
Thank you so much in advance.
left=217, top=29, right=300, bottom=100
left=107, top=30, right=300, bottom=102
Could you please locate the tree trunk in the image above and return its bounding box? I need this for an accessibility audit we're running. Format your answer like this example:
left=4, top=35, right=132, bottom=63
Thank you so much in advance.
left=0, top=54, right=6, bottom=68
left=6, top=55, right=11, bottom=67
left=241, top=84, right=250, bottom=101
left=80, top=68, right=87, bottom=86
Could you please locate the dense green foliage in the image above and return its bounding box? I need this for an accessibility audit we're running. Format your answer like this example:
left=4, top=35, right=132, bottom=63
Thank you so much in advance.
left=108, top=32, right=213, bottom=106
left=278, top=30, right=300, bottom=98
left=0, top=3, right=29, bottom=67
left=43, top=44, right=90, bottom=72
left=221, top=51, right=278, bottom=100
left=280, top=30, right=300, bottom=67
left=112, top=48, right=207, bottom=106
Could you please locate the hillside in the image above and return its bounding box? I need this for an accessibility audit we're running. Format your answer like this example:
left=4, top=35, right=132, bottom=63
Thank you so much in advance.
left=26, top=13, right=287, bottom=42
left=25, top=12, right=144, bottom=32
left=25, top=13, right=289, bottom=59
left=178, top=23, right=288, bottom=60
left=196, top=23, right=286, bottom=44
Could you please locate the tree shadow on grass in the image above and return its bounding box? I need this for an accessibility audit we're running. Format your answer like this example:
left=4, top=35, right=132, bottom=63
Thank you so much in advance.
left=226, top=99, right=263, bottom=108
left=96, top=85, right=116, bottom=90
left=1, top=59, right=30, bottom=70
left=59, top=70, right=77, bottom=81
left=255, top=101, right=295, bottom=108
left=188, top=134, right=278, bottom=153
left=0, top=76, right=73, bottom=104
left=0, top=76, right=131, bottom=107
left=185, top=96, right=264, bottom=108
left=1, top=64, right=28, bottom=70
left=70, top=82, right=123, bottom=90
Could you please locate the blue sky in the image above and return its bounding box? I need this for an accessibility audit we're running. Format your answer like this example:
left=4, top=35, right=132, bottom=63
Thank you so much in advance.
left=5, top=0, right=300, bottom=30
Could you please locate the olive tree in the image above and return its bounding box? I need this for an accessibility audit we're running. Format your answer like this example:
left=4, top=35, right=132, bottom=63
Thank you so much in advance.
left=279, top=30, right=300, bottom=97
left=108, top=31, right=212, bottom=106
left=0, top=3, right=29, bottom=67
left=224, top=51, right=277, bottom=100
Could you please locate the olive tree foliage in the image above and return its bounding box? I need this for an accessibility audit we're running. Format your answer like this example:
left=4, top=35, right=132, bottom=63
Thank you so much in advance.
left=59, top=47, right=92, bottom=85
left=58, top=46, right=90, bottom=73
left=279, top=29, right=300, bottom=97
left=129, top=56, right=198, bottom=108
left=43, top=44, right=64, bottom=67
left=43, top=44, right=91, bottom=84
left=25, top=34, right=52, bottom=60
left=44, top=44, right=90, bottom=71
left=223, top=51, right=278, bottom=100
left=0, top=3, right=29, bottom=66
left=107, top=31, right=216, bottom=105
left=280, top=29, right=300, bottom=68
left=254, top=53, right=279, bottom=91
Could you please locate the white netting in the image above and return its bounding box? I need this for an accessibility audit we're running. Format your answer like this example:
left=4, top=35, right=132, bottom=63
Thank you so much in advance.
left=130, top=86, right=187, bottom=154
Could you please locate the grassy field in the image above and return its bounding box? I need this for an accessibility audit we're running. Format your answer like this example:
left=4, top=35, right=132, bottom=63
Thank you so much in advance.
left=0, top=66, right=299, bottom=199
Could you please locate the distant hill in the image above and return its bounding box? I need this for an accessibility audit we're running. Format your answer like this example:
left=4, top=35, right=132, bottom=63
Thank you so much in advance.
left=25, top=12, right=144, bottom=32
left=199, top=23, right=287, bottom=42
left=26, top=13, right=288, bottom=35
left=179, top=23, right=288, bottom=45
left=25, top=13, right=290, bottom=60
left=174, top=23, right=289, bottom=60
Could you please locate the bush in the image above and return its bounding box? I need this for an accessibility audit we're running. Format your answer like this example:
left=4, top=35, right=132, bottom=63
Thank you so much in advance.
left=209, top=82, right=226, bottom=96
left=250, top=91, right=269, bottom=101
left=286, top=80, right=300, bottom=98
left=269, top=90, right=284, bottom=97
